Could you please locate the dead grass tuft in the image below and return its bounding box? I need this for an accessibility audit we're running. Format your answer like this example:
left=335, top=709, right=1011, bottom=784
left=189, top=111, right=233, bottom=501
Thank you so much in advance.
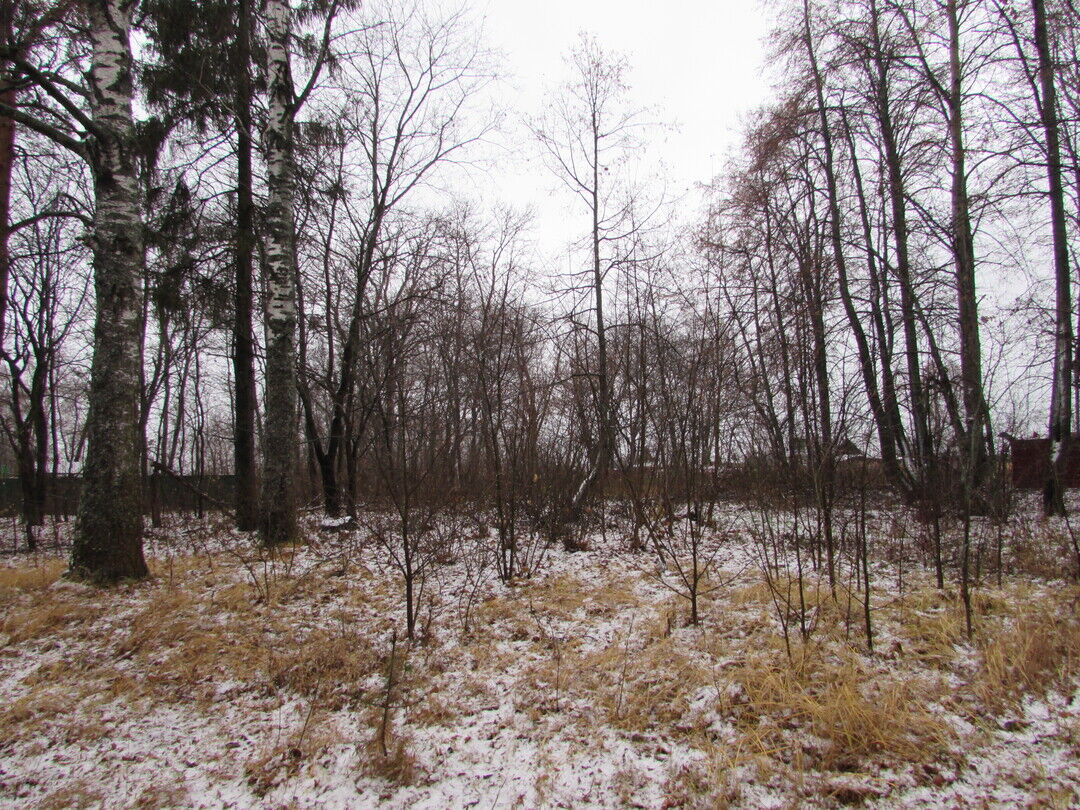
left=977, top=600, right=1080, bottom=711
left=110, top=583, right=272, bottom=699
left=132, top=782, right=191, bottom=808
left=0, top=665, right=143, bottom=748
left=728, top=575, right=857, bottom=640
left=37, top=779, right=104, bottom=810
left=409, top=693, right=459, bottom=726
left=0, top=558, right=67, bottom=596
left=114, top=588, right=200, bottom=658
left=361, top=734, right=422, bottom=786
left=528, top=572, right=589, bottom=620
left=2, top=688, right=73, bottom=736
left=359, top=699, right=426, bottom=787
left=602, top=639, right=712, bottom=731
left=660, top=748, right=752, bottom=810
left=724, top=647, right=952, bottom=772
left=1008, top=521, right=1078, bottom=580
left=891, top=590, right=967, bottom=668
left=244, top=714, right=342, bottom=798
left=268, top=628, right=379, bottom=709
left=2, top=597, right=102, bottom=645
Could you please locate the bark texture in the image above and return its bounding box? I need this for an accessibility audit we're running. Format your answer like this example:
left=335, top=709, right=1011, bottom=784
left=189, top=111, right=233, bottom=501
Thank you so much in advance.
left=0, top=0, right=15, bottom=349
left=70, top=0, right=149, bottom=582
left=1033, top=0, right=1072, bottom=516
left=233, top=0, right=259, bottom=531
left=260, top=0, right=299, bottom=545
left=947, top=0, right=992, bottom=485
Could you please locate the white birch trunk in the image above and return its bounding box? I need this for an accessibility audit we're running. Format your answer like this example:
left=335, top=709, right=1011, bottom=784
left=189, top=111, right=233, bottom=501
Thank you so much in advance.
left=260, top=0, right=299, bottom=544
left=69, top=0, right=148, bottom=581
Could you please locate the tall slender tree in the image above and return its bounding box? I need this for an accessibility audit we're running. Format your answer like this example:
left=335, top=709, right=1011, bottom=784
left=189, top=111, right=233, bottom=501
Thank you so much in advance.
left=1032, top=0, right=1073, bottom=515
left=140, top=0, right=261, bottom=530
left=0, top=0, right=14, bottom=351
left=259, top=0, right=342, bottom=544
left=946, top=0, right=993, bottom=484
left=532, top=34, right=645, bottom=527
left=233, top=0, right=258, bottom=530
left=261, top=0, right=300, bottom=545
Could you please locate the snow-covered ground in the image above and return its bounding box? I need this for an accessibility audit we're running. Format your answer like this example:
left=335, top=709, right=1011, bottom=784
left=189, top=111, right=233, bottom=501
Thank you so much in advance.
left=1, top=502, right=1078, bottom=808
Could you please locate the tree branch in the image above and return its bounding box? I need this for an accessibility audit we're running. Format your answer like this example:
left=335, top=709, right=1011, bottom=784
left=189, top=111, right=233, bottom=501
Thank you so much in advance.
left=290, top=0, right=342, bottom=118
left=10, top=209, right=92, bottom=233
left=0, top=100, right=85, bottom=157
left=11, top=56, right=98, bottom=136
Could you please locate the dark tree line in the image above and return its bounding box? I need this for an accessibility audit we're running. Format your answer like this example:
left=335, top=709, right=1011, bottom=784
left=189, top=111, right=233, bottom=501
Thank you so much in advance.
left=0, top=0, right=1078, bottom=584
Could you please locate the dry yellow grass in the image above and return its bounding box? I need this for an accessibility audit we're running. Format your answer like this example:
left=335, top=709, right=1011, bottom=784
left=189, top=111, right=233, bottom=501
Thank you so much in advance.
left=661, top=753, right=745, bottom=810
left=3, top=688, right=74, bottom=734
left=0, top=558, right=66, bottom=595
left=244, top=713, right=344, bottom=798
left=37, top=779, right=105, bottom=810
left=107, top=583, right=276, bottom=703
left=726, top=575, right=859, bottom=641
left=586, top=637, right=713, bottom=732
left=976, top=601, right=1080, bottom=711
left=528, top=571, right=589, bottom=618
left=721, top=645, right=953, bottom=772
left=894, top=598, right=967, bottom=667
left=360, top=733, right=423, bottom=786
left=409, top=692, right=460, bottom=726
left=1008, top=522, right=1077, bottom=579
left=3, top=519, right=1080, bottom=807
left=267, top=627, right=381, bottom=709
left=2, top=595, right=106, bottom=645
left=0, top=559, right=80, bottom=644
left=131, top=782, right=192, bottom=809
left=114, top=588, right=202, bottom=657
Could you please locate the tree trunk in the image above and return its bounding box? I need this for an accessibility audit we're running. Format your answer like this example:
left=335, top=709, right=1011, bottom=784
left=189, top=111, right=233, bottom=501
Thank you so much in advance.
left=30, top=359, right=49, bottom=541
left=69, top=0, right=148, bottom=583
left=0, top=0, right=14, bottom=350
left=260, top=0, right=299, bottom=546
left=233, top=0, right=259, bottom=531
left=800, top=0, right=839, bottom=589
left=1033, top=0, right=1072, bottom=516
left=868, top=0, right=934, bottom=501
left=837, top=102, right=911, bottom=497
left=947, top=0, right=992, bottom=488
left=568, top=123, right=610, bottom=527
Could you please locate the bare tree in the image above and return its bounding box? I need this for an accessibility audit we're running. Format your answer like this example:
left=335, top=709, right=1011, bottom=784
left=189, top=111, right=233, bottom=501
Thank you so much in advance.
left=532, top=33, right=649, bottom=530
left=295, top=0, right=495, bottom=517
left=1030, top=0, right=1073, bottom=515
left=2, top=148, right=89, bottom=549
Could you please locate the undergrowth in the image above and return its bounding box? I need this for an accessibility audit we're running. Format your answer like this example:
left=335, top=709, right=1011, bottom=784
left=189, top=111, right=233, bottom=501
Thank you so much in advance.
left=1, top=514, right=1078, bottom=807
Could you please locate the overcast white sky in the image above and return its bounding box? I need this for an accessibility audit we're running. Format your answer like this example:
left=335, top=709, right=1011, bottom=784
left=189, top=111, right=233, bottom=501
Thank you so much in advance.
left=468, top=0, right=774, bottom=255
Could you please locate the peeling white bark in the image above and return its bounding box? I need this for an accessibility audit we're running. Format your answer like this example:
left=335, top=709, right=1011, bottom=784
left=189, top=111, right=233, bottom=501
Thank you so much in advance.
left=70, top=0, right=148, bottom=581
left=260, top=0, right=299, bottom=544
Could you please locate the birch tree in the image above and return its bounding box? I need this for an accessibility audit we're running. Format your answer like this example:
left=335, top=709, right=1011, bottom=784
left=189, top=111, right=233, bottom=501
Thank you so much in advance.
left=260, top=0, right=342, bottom=544
left=68, top=0, right=148, bottom=580
left=261, top=0, right=300, bottom=545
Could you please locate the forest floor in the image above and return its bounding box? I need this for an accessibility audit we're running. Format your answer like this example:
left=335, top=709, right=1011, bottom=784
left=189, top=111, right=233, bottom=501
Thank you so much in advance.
left=1, top=499, right=1079, bottom=808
